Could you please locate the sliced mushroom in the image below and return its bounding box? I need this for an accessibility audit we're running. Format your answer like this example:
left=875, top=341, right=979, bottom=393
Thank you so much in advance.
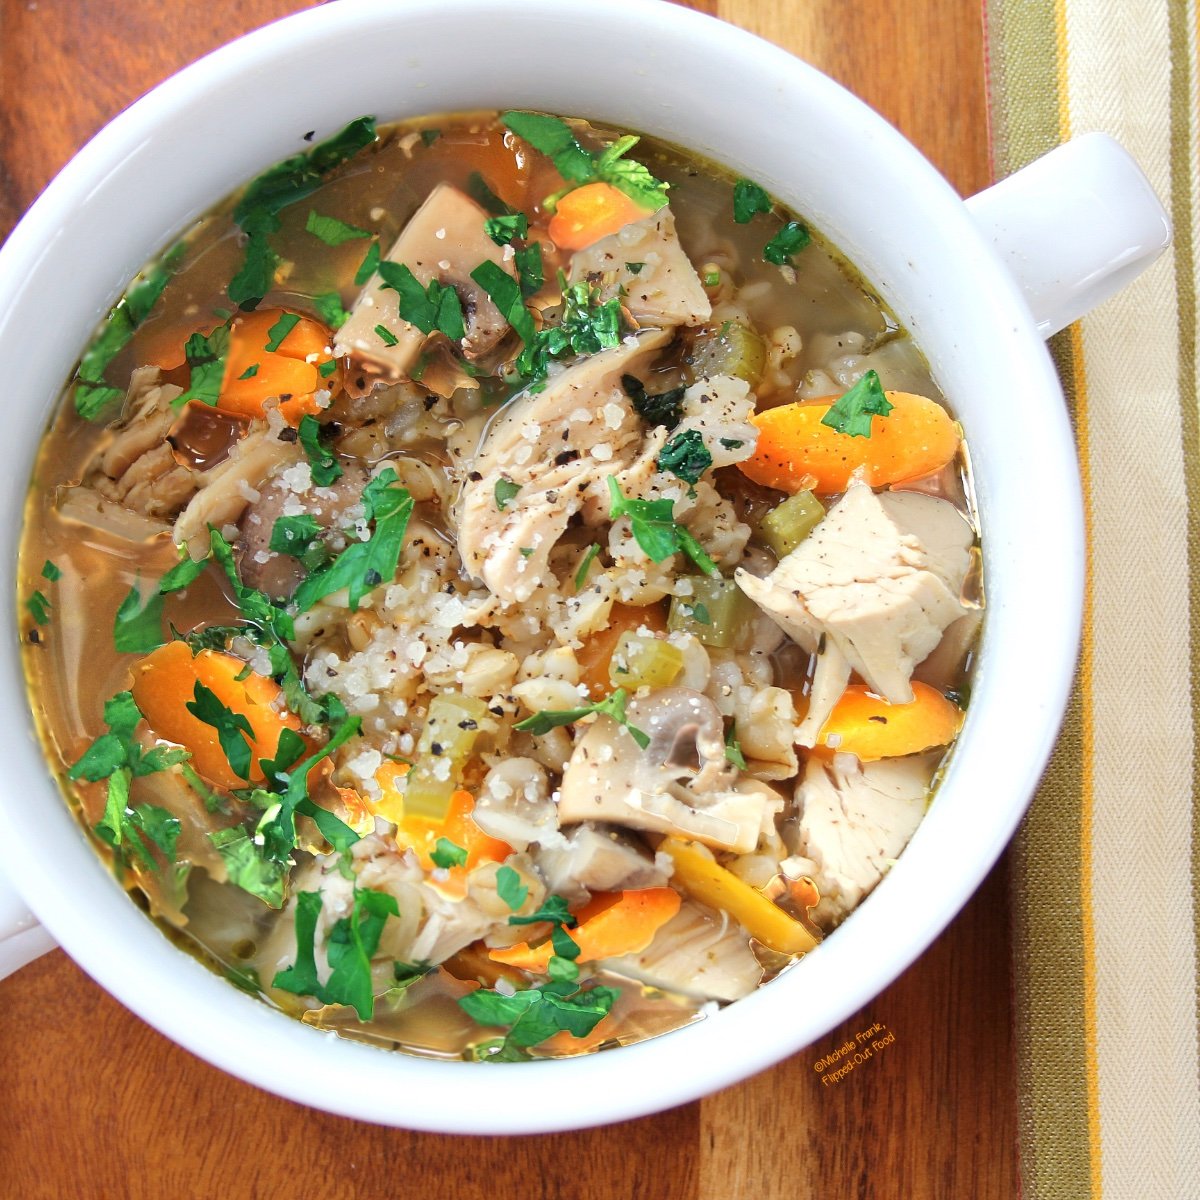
left=235, top=460, right=371, bottom=599
left=471, top=757, right=556, bottom=850
left=334, top=183, right=518, bottom=378
left=602, top=900, right=763, bottom=1001
left=736, top=483, right=973, bottom=745
left=567, top=207, right=711, bottom=328
left=557, top=687, right=782, bottom=854
left=456, top=328, right=671, bottom=602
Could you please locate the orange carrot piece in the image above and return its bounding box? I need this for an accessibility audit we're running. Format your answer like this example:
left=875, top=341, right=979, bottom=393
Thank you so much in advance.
left=576, top=602, right=669, bottom=699
left=548, top=182, right=653, bottom=251
left=129, top=641, right=301, bottom=789
left=738, top=391, right=961, bottom=495
left=817, top=681, right=963, bottom=760
left=489, top=887, right=681, bottom=973
left=218, top=308, right=340, bottom=425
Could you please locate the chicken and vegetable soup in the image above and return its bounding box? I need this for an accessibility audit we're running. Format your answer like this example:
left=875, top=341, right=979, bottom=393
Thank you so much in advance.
left=20, top=113, right=981, bottom=1059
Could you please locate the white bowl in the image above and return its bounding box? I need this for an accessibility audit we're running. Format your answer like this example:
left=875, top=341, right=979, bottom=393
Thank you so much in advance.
left=0, top=0, right=1168, bottom=1132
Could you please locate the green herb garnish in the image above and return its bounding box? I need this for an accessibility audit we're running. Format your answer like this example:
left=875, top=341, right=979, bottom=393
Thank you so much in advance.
left=42, top=560, right=62, bottom=582
left=574, top=543, right=601, bottom=590
left=430, top=838, right=469, bottom=869
left=68, top=691, right=189, bottom=783
left=725, top=723, right=748, bottom=770
left=113, top=580, right=165, bottom=654
left=209, top=826, right=288, bottom=908
left=313, top=291, right=350, bottom=329
left=305, top=210, right=371, bottom=246
left=495, top=864, right=529, bottom=911
left=657, top=429, right=712, bottom=485
left=470, top=260, right=537, bottom=345
left=733, top=178, right=772, bottom=224
left=173, top=324, right=230, bottom=408
left=375, top=324, right=399, bottom=347
left=606, top=477, right=718, bottom=575
left=26, top=591, right=51, bottom=625
left=621, top=374, right=685, bottom=430
left=513, top=686, right=650, bottom=750
left=187, top=680, right=254, bottom=780
left=297, top=413, right=343, bottom=487
left=484, top=213, right=529, bottom=246
left=515, top=243, right=544, bottom=298
left=494, top=477, right=521, bottom=512
left=820, top=369, right=893, bottom=438
left=264, top=312, right=300, bottom=352
left=376, top=261, right=466, bottom=340
left=763, top=220, right=811, bottom=266
left=354, top=240, right=382, bottom=286
left=269, top=514, right=324, bottom=560
left=291, top=468, right=413, bottom=613
left=229, top=116, right=377, bottom=309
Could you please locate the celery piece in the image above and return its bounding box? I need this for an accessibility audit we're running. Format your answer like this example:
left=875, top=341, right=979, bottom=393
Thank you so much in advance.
left=404, top=693, right=491, bottom=821
left=608, top=632, right=684, bottom=690
left=668, top=577, right=752, bottom=649
left=687, top=322, right=766, bottom=386
left=758, top=490, right=825, bottom=558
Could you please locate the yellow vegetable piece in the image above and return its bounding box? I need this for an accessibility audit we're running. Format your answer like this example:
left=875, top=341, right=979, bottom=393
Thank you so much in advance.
left=738, top=391, right=960, bottom=495
left=661, top=837, right=817, bottom=955
left=817, top=681, right=962, bottom=761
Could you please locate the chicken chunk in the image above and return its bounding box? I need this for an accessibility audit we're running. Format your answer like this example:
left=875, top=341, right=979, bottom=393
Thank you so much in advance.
left=568, top=208, right=711, bottom=327
left=456, top=328, right=671, bottom=602
left=736, top=484, right=974, bottom=744
left=785, top=753, right=934, bottom=927
left=335, top=183, right=518, bottom=378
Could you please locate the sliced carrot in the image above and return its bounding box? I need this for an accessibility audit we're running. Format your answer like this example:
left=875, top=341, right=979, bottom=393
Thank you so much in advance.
left=489, top=887, right=681, bottom=973
left=739, top=391, right=961, bottom=495
left=218, top=308, right=340, bottom=425
left=576, top=601, right=669, bottom=699
left=661, top=838, right=817, bottom=955
left=817, top=681, right=962, bottom=760
left=129, top=641, right=301, bottom=790
left=366, top=768, right=511, bottom=896
left=548, top=182, right=653, bottom=251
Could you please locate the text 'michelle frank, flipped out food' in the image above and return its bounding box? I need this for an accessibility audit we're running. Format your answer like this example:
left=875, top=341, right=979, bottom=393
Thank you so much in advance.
left=19, top=113, right=982, bottom=1060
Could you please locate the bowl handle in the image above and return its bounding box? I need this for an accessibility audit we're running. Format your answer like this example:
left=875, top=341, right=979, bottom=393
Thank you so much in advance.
left=0, top=868, right=55, bottom=979
left=964, top=131, right=1171, bottom=338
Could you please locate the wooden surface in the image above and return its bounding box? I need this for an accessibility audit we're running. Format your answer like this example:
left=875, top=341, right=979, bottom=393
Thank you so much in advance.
left=0, top=2, right=1014, bottom=1197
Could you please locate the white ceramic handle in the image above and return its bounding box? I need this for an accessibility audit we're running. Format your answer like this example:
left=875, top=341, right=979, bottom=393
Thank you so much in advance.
left=965, top=131, right=1171, bottom=338
left=0, top=866, right=55, bottom=979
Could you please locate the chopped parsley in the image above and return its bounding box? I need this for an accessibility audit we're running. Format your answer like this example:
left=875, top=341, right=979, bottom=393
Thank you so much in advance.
left=377, top=261, right=466, bottom=340
left=273, top=885, right=399, bottom=1020
left=305, top=210, right=371, bottom=246
left=209, top=825, right=288, bottom=908
left=269, top=513, right=324, bottom=561
left=113, top=580, right=166, bottom=654
left=430, top=838, right=469, bottom=869
left=297, top=413, right=343, bottom=486
left=375, top=324, right=399, bottom=347
left=229, top=116, right=377, bottom=309
left=26, top=591, right=51, bottom=625
left=725, top=723, right=748, bottom=770
left=574, top=542, right=601, bottom=590
left=354, top=240, right=382, bottom=286
left=68, top=690, right=189, bottom=783
left=513, top=686, right=650, bottom=750
left=466, top=170, right=517, bottom=216
left=158, top=550, right=208, bottom=595
left=291, top=468, right=413, bottom=613
left=187, top=681, right=254, bottom=780
left=313, top=291, right=350, bottom=329
left=515, top=242, right=545, bottom=298
left=207, top=528, right=296, bottom=643
left=688, top=602, right=712, bottom=626
left=703, top=269, right=721, bottom=287
left=494, top=477, right=521, bottom=512
left=484, top=213, right=528, bottom=245
left=42, top=560, right=62, bottom=582
left=501, top=112, right=669, bottom=211
left=420, top=128, right=441, bottom=147
left=733, top=178, right=772, bottom=224
left=657, top=429, right=712, bottom=485
left=495, top=864, right=529, bottom=911
left=94, top=768, right=181, bottom=876
left=606, top=477, right=718, bottom=576
left=318, top=359, right=338, bottom=378
left=264, top=311, right=300, bottom=352
left=470, top=260, right=537, bottom=345
left=763, top=220, right=811, bottom=266
left=820, top=369, right=893, bottom=438
left=621, top=374, right=685, bottom=430
left=173, top=324, right=230, bottom=408
left=625, top=261, right=645, bottom=275
left=74, top=241, right=185, bottom=419
left=238, top=364, right=260, bottom=380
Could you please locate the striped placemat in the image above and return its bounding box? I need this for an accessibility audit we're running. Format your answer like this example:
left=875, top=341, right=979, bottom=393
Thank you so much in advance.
left=985, top=1, right=1200, bottom=1195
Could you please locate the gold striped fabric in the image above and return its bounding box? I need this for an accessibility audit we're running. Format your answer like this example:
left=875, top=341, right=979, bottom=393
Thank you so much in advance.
left=986, top=1, right=1200, bottom=1195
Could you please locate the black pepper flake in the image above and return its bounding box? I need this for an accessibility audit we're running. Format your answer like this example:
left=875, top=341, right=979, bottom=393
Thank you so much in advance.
left=302, top=130, right=316, bottom=142
left=277, top=426, right=299, bottom=443
left=457, top=719, right=478, bottom=730
left=489, top=705, right=505, bottom=717
left=430, top=742, right=444, bottom=756
left=468, top=471, right=483, bottom=482
left=423, top=395, right=438, bottom=411
left=279, top=393, right=293, bottom=401
left=27, top=629, right=40, bottom=645
left=868, top=715, right=888, bottom=724
left=554, top=450, right=579, bottom=466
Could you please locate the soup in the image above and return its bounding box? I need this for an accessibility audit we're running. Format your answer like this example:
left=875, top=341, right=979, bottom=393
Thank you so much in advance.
left=19, top=112, right=981, bottom=1060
